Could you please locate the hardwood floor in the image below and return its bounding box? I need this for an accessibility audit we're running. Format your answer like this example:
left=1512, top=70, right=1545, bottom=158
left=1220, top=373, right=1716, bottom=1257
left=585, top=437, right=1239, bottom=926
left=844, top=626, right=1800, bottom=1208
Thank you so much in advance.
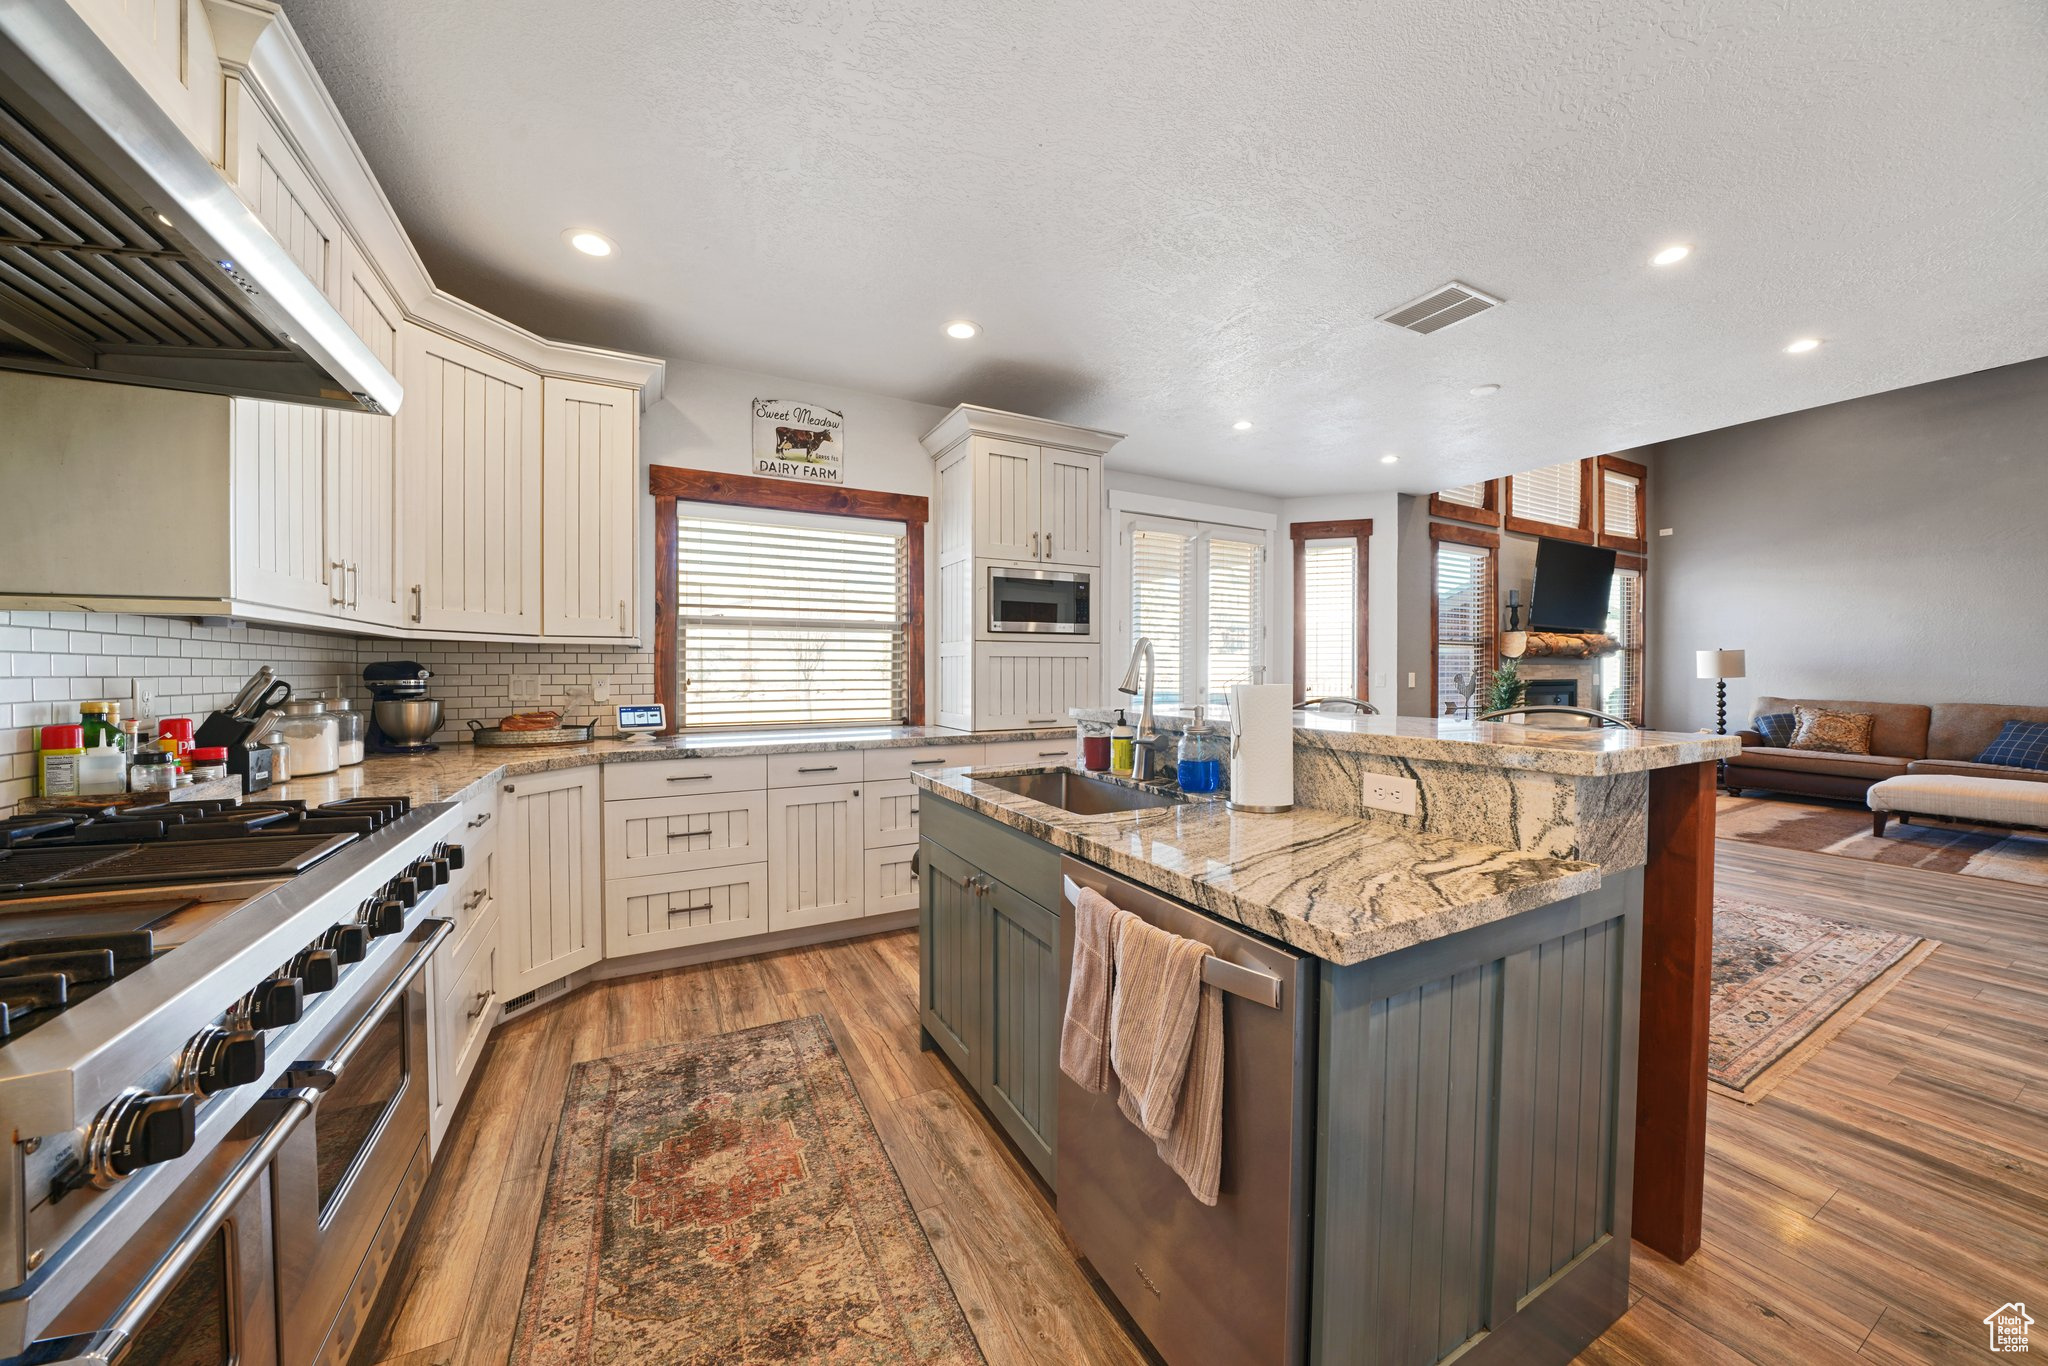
left=362, top=841, right=2048, bottom=1365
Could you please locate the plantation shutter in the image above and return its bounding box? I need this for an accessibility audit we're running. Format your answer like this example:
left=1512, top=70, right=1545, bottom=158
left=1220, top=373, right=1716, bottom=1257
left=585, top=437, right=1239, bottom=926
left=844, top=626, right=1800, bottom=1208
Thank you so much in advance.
left=1129, top=525, right=1192, bottom=707
left=1435, top=541, right=1494, bottom=717
left=676, top=506, right=907, bottom=727
left=1301, top=539, right=1358, bottom=697
left=1205, top=533, right=1263, bottom=708
left=1601, top=567, right=1646, bottom=723
left=1510, top=460, right=1584, bottom=529
left=1602, top=468, right=1642, bottom=540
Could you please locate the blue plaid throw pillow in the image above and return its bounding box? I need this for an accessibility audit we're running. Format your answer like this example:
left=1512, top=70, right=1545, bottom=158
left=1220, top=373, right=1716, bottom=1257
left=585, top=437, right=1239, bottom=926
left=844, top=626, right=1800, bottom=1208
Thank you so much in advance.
left=1752, top=712, right=1796, bottom=747
left=1975, top=720, right=2048, bottom=771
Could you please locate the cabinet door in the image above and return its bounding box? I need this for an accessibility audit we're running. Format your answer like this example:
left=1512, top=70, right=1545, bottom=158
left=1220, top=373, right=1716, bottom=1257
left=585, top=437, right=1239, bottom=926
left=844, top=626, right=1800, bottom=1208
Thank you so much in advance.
left=326, top=238, right=402, bottom=626
left=864, top=844, right=920, bottom=916
left=861, top=778, right=920, bottom=848
left=229, top=398, right=332, bottom=615
left=497, top=767, right=601, bottom=997
left=982, top=878, right=1060, bottom=1183
left=604, top=863, right=770, bottom=957
left=973, top=644, right=1100, bottom=729
left=766, top=782, right=864, bottom=931
left=401, top=326, right=543, bottom=634
left=430, top=915, right=498, bottom=1154
left=230, top=88, right=338, bottom=302
left=541, top=378, right=637, bottom=638
left=973, top=438, right=1040, bottom=562
left=918, top=842, right=983, bottom=1083
left=603, top=790, right=766, bottom=880
left=1040, top=448, right=1100, bottom=566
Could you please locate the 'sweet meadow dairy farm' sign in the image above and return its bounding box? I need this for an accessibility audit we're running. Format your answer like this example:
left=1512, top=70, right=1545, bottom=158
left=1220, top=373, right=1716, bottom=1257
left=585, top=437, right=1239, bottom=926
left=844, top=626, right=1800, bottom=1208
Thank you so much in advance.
left=751, top=399, right=845, bottom=484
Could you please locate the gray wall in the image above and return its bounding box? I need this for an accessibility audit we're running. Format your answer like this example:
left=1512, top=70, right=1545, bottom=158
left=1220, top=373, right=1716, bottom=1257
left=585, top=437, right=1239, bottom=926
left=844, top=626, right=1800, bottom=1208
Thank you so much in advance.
left=1646, top=356, right=2048, bottom=731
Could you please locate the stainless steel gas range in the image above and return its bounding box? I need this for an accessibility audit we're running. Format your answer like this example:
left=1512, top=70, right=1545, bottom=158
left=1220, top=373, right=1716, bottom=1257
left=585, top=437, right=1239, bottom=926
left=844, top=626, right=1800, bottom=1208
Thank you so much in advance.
left=0, top=796, right=465, bottom=1364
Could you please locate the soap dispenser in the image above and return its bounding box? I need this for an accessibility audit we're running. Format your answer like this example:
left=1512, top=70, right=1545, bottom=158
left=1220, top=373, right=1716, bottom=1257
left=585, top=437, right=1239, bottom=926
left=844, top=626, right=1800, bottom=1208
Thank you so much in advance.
left=1176, top=707, right=1224, bottom=793
left=1109, top=709, right=1134, bottom=775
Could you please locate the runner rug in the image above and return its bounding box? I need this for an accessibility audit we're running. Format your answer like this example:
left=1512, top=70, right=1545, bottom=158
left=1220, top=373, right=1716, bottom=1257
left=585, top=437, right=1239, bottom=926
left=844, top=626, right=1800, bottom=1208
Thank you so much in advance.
left=1710, top=897, right=1936, bottom=1102
left=510, top=1015, right=983, bottom=1363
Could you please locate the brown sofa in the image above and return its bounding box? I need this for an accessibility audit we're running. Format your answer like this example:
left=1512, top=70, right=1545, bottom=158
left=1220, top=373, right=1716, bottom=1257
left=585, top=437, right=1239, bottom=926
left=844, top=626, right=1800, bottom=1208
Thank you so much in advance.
left=1724, top=696, right=2048, bottom=801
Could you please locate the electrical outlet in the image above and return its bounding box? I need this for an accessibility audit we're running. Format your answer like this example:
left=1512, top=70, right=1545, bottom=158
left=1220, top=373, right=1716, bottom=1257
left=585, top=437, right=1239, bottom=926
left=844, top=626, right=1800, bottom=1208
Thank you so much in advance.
left=133, top=679, right=159, bottom=717
left=1360, top=773, right=1420, bottom=818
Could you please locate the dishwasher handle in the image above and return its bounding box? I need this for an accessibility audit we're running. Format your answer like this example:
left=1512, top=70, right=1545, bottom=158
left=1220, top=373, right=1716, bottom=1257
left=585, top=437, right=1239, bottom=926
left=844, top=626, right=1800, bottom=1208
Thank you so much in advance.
left=1062, top=874, right=1284, bottom=1009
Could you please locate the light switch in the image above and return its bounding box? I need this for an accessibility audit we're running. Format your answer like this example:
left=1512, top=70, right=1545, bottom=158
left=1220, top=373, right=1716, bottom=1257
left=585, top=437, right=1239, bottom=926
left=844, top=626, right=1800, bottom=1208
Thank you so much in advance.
left=1406, top=671, right=1417, bottom=689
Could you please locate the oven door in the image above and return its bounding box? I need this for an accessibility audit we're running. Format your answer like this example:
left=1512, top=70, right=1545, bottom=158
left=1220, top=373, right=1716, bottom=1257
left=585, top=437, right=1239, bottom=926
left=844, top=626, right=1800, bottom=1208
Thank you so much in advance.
left=2, top=1090, right=313, bottom=1365
left=271, top=918, right=445, bottom=1366
left=988, top=566, right=1092, bottom=634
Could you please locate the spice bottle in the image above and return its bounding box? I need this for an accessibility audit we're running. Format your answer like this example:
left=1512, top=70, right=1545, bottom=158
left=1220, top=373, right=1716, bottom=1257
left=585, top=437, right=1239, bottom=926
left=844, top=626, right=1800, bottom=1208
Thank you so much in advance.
left=38, top=724, right=85, bottom=798
left=78, top=732, right=128, bottom=796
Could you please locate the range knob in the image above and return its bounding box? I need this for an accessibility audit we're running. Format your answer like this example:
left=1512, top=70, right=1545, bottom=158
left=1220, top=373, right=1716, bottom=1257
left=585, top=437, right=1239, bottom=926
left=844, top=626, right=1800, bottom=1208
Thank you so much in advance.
left=243, top=975, right=303, bottom=1030
left=82, top=1090, right=196, bottom=1187
left=323, top=922, right=370, bottom=964
left=409, top=855, right=446, bottom=889
left=384, top=874, right=419, bottom=909
left=176, top=1026, right=265, bottom=1096
left=440, top=841, right=466, bottom=872
left=290, top=946, right=341, bottom=995
left=363, top=896, right=407, bottom=938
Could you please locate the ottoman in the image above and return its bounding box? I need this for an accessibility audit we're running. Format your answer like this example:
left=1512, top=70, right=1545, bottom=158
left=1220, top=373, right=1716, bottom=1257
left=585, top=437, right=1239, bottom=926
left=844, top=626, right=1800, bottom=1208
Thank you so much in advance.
left=1868, top=773, right=2048, bottom=838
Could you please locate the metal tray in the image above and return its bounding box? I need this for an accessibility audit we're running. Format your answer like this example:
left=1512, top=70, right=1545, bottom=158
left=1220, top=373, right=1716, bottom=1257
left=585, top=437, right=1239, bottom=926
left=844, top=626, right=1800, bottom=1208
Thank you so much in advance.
left=466, top=719, right=598, bottom=747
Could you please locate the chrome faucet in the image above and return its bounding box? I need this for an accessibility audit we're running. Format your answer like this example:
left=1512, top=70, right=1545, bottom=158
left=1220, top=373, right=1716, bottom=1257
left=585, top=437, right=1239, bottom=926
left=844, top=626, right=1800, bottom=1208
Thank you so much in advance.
left=1117, top=637, right=1172, bottom=781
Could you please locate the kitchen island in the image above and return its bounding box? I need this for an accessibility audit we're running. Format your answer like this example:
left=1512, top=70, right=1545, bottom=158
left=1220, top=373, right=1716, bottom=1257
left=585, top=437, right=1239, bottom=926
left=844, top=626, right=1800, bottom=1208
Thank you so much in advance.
left=913, top=716, right=1738, bottom=1366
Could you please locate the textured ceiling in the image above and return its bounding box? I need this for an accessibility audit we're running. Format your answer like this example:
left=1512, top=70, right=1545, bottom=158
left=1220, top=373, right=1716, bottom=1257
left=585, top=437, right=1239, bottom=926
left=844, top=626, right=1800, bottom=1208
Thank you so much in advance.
left=282, top=0, right=2048, bottom=495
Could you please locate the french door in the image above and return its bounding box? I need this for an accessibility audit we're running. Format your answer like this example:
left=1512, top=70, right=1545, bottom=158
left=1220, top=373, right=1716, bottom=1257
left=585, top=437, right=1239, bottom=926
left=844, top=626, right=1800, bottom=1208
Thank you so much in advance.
left=1116, top=514, right=1269, bottom=710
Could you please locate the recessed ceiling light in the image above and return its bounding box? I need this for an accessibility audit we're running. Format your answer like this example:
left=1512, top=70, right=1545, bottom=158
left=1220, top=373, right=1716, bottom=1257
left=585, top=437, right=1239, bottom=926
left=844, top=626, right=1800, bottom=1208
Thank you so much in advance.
left=1784, top=337, right=1821, bottom=354
left=1650, top=244, right=1691, bottom=266
left=563, top=229, right=615, bottom=257
left=944, top=320, right=979, bottom=340
left=1469, top=384, right=1501, bottom=397
left=1379, top=453, right=1400, bottom=465
left=1232, top=420, right=1253, bottom=431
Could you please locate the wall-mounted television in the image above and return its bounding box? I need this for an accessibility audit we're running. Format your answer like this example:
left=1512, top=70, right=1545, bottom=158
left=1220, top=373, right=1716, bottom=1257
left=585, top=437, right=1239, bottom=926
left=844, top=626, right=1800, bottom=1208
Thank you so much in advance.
left=1531, top=538, right=1617, bottom=633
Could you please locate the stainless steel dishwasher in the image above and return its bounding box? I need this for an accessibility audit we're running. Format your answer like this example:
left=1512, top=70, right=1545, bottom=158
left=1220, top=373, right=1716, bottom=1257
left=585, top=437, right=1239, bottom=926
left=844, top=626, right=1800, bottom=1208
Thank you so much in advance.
left=1057, top=857, right=1316, bottom=1366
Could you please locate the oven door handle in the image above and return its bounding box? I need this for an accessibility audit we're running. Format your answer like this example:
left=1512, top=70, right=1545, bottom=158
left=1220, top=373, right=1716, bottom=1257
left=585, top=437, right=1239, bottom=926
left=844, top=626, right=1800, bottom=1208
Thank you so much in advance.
left=9, top=1087, right=324, bottom=1364
left=282, top=916, right=453, bottom=1092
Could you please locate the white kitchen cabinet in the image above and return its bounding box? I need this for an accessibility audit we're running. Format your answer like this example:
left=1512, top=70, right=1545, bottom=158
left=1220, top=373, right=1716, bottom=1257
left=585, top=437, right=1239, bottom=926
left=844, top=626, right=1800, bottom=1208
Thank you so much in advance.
left=1040, top=448, right=1101, bottom=565
left=498, top=767, right=602, bottom=998
left=864, top=844, right=920, bottom=916
left=228, top=398, right=330, bottom=615
left=603, top=790, right=766, bottom=880
left=973, top=644, right=1100, bottom=730
left=230, top=85, right=339, bottom=303
left=324, top=236, right=402, bottom=626
left=863, top=779, right=921, bottom=847
left=67, top=0, right=226, bottom=165
left=429, top=911, right=498, bottom=1153
left=401, top=325, right=543, bottom=634
left=541, top=377, right=638, bottom=639
left=767, top=782, right=865, bottom=931
left=981, top=736, right=1080, bottom=767
left=604, top=863, right=771, bottom=956
left=973, top=438, right=1041, bottom=563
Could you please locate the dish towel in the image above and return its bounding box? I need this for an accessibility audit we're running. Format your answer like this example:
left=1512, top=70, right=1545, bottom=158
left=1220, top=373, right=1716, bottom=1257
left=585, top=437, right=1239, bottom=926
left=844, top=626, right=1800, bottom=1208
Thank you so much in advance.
left=1059, top=888, right=1129, bottom=1093
left=1109, top=915, right=1212, bottom=1141
left=1152, top=980, right=1223, bottom=1205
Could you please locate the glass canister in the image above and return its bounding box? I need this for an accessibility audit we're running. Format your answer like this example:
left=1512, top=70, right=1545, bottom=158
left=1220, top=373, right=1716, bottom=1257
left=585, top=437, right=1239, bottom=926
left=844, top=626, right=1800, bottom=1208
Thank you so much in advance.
left=1175, top=708, right=1225, bottom=794
left=276, top=699, right=340, bottom=777
left=331, top=698, right=367, bottom=767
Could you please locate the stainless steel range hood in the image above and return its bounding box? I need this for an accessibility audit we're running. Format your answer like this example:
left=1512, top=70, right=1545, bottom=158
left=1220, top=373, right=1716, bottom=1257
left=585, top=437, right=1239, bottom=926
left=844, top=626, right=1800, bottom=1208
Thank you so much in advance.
left=0, top=1, right=400, bottom=413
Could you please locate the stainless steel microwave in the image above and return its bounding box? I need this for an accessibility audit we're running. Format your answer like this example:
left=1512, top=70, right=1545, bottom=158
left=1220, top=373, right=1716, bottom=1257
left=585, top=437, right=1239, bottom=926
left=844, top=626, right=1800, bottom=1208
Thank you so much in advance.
left=988, top=565, right=1092, bottom=634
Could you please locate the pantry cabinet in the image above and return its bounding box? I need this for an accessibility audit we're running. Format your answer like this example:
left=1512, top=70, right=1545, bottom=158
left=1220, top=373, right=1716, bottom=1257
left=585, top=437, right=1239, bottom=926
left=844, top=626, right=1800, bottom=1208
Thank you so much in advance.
left=497, top=767, right=602, bottom=998
left=400, top=325, right=543, bottom=635
left=541, top=377, right=638, bottom=638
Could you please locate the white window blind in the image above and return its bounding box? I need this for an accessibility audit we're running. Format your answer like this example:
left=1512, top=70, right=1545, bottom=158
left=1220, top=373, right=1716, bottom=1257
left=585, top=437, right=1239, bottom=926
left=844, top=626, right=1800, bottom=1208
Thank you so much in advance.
left=1437, top=482, right=1488, bottom=509
left=1301, top=539, right=1358, bottom=697
left=1600, top=567, right=1645, bottom=724
left=1435, top=541, right=1494, bottom=718
left=1129, top=526, right=1191, bottom=707
left=1205, top=534, right=1263, bottom=708
left=1510, top=460, right=1584, bottom=529
left=675, top=507, right=906, bottom=728
left=1602, top=469, right=1641, bottom=540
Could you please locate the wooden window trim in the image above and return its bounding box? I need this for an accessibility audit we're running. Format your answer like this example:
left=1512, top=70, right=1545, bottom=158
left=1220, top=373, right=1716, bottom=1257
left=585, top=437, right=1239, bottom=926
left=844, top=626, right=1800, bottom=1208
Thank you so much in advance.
left=1428, top=480, right=1501, bottom=527
left=1288, top=518, right=1372, bottom=704
left=1596, top=453, right=1650, bottom=554
left=650, top=466, right=928, bottom=734
left=1429, top=523, right=1499, bottom=719
left=1503, top=458, right=1598, bottom=544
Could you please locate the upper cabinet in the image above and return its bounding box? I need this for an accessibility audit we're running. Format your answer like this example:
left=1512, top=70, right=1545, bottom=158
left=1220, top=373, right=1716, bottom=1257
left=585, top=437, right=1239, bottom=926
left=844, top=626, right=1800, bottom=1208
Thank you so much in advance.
left=923, top=408, right=1119, bottom=571
left=400, top=326, right=543, bottom=636
left=228, top=87, right=339, bottom=303
left=65, top=0, right=226, bottom=164
left=326, top=237, right=403, bottom=627
left=541, top=378, right=638, bottom=639
left=973, top=438, right=1041, bottom=562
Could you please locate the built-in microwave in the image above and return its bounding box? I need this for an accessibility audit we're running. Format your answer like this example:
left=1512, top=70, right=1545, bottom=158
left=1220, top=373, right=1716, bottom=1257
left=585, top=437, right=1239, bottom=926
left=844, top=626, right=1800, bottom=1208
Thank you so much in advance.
left=988, top=565, right=1092, bottom=634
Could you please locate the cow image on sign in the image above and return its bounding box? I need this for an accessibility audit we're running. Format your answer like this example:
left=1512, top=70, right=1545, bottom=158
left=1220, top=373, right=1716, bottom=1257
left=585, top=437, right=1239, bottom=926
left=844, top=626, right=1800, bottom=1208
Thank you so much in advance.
left=753, top=398, right=846, bottom=484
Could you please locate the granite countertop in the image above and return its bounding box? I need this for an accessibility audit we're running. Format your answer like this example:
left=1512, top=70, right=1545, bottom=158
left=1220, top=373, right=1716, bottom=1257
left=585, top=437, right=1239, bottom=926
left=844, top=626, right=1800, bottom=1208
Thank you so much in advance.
left=1070, top=708, right=1740, bottom=777
left=267, top=724, right=1073, bottom=809
left=914, top=765, right=1600, bottom=965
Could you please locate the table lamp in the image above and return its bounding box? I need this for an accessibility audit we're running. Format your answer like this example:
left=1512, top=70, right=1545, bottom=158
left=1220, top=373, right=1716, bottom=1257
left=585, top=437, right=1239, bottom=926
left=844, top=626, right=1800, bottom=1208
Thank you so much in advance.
left=1696, top=649, right=1746, bottom=735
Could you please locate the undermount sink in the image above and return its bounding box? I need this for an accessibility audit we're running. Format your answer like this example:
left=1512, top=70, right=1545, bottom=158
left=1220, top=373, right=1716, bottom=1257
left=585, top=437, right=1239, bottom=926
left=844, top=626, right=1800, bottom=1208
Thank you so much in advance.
left=978, top=769, right=1182, bottom=816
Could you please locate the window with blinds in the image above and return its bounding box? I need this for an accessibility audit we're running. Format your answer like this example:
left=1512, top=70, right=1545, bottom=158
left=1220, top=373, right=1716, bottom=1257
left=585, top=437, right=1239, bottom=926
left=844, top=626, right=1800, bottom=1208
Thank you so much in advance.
left=1300, top=539, right=1358, bottom=697
left=1509, top=460, right=1586, bottom=531
left=1120, top=515, right=1267, bottom=711
left=1600, top=567, right=1645, bottom=724
left=675, top=506, right=907, bottom=727
left=1205, top=535, right=1263, bottom=708
left=1129, top=526, right=1191, bottom=707
left=1602, top=469, right=1642, bottom=540
left=1435, top=541, right=1494, bottom=718
left=1437, top=482, right=1488, bottom=509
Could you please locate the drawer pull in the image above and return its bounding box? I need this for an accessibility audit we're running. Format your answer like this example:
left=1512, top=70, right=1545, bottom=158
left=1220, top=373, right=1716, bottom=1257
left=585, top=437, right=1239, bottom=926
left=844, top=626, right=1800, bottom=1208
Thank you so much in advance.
left=461, top=888, right=487, bottom=911
left=466, top=987, right=496, bottom=1022
left=666, top=774, right=715, bottom=783
left=668, top=898, right=715, bottom=918
left=908, top=758, right=949, bottom=767
left=797, top=765, right=839, bottom=774
left=1027, top=716, right=1057, bottom=724
left=466, top=811, right=493, bottom=829
left=1036, top=749, right=1068, bottom=757
left=909, top=804, right=919, bottom=816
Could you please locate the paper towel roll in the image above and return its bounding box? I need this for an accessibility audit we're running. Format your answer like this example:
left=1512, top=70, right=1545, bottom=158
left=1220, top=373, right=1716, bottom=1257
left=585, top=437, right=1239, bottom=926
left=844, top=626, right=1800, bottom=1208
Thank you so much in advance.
left=1227, top=683, right=1294, bottom=812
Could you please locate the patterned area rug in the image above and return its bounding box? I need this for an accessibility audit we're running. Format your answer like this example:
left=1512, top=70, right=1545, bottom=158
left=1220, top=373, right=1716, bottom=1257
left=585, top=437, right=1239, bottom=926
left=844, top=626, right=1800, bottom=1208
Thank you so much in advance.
left=1710, top=898, right=1936, bottom=1102
left=1718, top=793, right=2048, bottom=887
left=510, top=1016, right=983, bottom=1364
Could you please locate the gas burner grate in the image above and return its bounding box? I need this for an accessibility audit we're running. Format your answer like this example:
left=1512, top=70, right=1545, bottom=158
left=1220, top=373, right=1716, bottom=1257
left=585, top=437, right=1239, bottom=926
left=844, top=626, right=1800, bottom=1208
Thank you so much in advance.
left=0, top=846, right=136, bottom=891
left=50, top=835, right=357, bottom=889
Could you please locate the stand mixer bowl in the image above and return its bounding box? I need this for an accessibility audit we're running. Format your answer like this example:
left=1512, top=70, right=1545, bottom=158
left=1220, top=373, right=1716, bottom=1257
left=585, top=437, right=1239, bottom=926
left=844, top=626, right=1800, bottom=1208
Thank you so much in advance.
left=371, top=698, right=441, bottom=747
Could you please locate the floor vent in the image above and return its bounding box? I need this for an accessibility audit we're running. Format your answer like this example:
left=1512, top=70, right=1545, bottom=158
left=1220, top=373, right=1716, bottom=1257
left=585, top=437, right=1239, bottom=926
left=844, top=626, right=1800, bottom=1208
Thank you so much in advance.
left=1377, top=281, right=1502, bottom=334
left=503, top=990, right=536, bottom=1012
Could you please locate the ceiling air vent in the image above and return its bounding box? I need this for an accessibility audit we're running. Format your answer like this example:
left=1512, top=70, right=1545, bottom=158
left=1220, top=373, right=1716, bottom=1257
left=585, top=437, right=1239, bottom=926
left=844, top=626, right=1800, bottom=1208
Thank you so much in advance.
left=1377, top=281, right=1501, bottom=335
